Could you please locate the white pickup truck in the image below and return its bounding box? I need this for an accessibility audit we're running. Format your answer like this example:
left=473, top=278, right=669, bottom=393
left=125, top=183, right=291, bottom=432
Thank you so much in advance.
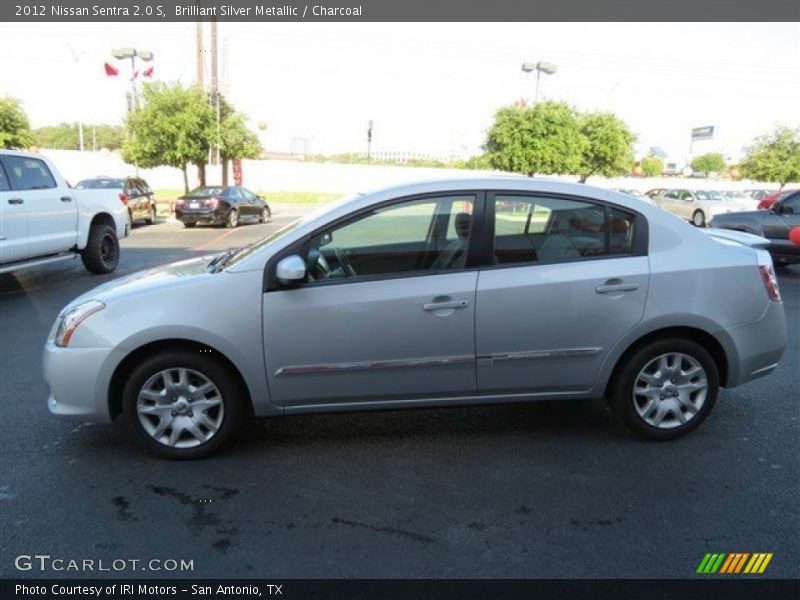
left=0, top=150, right=129, bottom=274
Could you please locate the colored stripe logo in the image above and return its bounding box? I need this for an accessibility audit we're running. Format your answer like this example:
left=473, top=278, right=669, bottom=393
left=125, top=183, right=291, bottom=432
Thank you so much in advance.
left=697, top=553, right=773, bottom=574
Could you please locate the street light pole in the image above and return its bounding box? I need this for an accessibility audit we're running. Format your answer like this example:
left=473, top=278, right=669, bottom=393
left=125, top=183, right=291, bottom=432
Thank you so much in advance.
left=521, top=61, right=558, bottom=104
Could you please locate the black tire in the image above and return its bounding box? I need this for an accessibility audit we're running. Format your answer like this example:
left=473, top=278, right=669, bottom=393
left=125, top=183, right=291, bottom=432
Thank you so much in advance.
left=80, top=223, right=119, bottom=274
left=183, top=221, right=197, bottom=228
left=127, top=209, right=134, bottom=228
left=121, top=350, right=248, bottom=459
left=692, top=210, right=706, bottom=227
left=145, top=205, right=156, bottom=225
left=226, top=209, right=239, bottom=228
left=260, top=206, right=271, bottom=224
left=608, top=337, right=719, bottom=441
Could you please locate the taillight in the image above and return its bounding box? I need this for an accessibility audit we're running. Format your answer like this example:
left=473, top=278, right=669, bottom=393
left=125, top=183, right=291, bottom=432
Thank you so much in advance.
left=204, top=198, right=220, bottom=208
left=176, top=199, right=185, bottom=207
left=119, top=192, right=128, bottom=205
left=757, top=251, right=781, bottom=301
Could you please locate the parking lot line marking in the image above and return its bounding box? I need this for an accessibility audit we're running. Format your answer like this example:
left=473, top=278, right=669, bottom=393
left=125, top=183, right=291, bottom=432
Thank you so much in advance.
left=192, top=228, right=242, bottom=251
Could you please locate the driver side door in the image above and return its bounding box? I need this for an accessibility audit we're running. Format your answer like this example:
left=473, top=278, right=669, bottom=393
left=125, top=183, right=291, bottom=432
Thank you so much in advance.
left=262, top=193, right=481, bottom=409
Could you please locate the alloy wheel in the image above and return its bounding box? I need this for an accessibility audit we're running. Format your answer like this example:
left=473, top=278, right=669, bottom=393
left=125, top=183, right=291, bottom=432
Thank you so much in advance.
left=632, top=352, right=708, bottom=429
left=136, top=368, right=225, bottom=448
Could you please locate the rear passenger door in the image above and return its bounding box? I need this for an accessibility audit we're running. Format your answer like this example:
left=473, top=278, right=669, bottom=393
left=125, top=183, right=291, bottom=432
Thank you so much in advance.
left=475, top=192, right=650, bottom=396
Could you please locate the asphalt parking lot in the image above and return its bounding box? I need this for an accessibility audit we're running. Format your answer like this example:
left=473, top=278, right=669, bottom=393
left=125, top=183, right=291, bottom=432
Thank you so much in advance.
left=0, top=211, right=798, bottom=579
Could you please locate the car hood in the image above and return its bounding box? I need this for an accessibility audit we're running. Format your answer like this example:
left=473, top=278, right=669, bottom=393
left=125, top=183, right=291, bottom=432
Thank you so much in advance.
left=67, top=255, right=215, bottom=307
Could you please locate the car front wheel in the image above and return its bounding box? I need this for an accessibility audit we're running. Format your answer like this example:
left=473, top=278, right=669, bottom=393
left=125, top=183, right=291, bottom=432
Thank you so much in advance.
left=260, top=206, right=271, bottom=223
left=121, top=350, right=247, bottom=459
left=692, top=210, right=706, bottom=227
left=145, top=205, right=156, bottom=225
left=609, top=338, right=719, bottom=440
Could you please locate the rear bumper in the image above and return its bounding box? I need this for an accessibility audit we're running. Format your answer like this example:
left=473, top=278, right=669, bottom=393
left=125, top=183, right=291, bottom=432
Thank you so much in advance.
left=723, top=300, right=787, bottom=387
left=176, top=208, right=227, bottom=223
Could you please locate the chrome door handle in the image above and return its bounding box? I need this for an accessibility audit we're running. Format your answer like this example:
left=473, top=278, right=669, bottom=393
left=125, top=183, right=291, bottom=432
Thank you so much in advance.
left=423, top=299, right=469, bottom=311
left=596, top=282, right=639, bottom=294
left=60, top=196, right=72, bottom=202
left=7, top=198, right=24, bottom=205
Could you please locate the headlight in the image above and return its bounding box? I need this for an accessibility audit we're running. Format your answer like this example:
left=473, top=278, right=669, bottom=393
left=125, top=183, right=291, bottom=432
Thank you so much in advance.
left=54, top=300, right=106, bottom=347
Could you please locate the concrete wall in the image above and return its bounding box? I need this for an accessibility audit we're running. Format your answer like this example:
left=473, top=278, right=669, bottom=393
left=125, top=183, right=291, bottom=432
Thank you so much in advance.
left=37, top=148, right=788, bottom=197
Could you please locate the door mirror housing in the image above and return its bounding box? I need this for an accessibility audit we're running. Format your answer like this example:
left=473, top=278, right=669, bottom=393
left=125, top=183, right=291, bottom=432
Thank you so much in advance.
left=276, top=255, right=307, bottom=286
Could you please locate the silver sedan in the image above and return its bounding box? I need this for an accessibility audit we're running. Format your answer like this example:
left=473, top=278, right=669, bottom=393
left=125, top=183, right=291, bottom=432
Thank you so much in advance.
left=44, top=178, right=788, bottom=458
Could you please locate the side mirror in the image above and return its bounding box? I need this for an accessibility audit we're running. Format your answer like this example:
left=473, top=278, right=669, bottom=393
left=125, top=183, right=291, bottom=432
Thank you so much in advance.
left=276, top=255, right=307, bottom=286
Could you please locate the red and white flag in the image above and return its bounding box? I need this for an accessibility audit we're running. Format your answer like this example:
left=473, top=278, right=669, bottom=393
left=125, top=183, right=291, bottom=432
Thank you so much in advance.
left=104, top=62, right=119, bottom=76
left=143, top=66, right=154, bottom=78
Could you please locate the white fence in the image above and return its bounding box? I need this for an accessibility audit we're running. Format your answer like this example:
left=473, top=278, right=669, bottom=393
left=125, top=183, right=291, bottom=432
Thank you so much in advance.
left=37, top=148, right=788, bottom=196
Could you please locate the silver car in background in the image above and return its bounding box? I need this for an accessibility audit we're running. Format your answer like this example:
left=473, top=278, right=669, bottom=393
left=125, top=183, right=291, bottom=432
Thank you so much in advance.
left=43, top=178, right=787, bottom=458
left=654, top=189, right=752, bottom=227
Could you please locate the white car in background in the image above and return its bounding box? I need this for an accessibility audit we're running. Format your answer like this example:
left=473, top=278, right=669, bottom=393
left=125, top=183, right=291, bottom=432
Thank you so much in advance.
left=653, top=189, right=751, bottom=227
left=0, top=150, right=129, bottom=274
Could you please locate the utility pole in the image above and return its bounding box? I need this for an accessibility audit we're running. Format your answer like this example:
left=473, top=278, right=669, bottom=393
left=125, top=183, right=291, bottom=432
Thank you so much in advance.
left=367, top=120, right=373, bottom=161
left=210, top=17, right=221, bottom=167
left=195, top=21, right=204, bottom=90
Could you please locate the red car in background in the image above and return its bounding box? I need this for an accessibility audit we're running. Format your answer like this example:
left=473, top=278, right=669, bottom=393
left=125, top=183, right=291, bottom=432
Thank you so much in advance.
left=758, top=189, right=798, bottom=210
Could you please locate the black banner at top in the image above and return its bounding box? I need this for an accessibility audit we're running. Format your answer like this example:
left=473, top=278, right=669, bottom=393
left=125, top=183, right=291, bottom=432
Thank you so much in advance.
left=3, top=0, right=799, bottom=22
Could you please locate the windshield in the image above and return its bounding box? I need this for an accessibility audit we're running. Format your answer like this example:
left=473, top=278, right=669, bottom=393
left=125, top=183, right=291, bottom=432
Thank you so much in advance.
left=75, top=179, right=123, bottom=189
left=224, top=193, right=363, bottom=269
left=188, top=186, right=225, bottom=197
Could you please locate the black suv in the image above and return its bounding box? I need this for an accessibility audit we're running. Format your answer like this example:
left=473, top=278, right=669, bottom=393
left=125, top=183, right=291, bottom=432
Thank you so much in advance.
left=74, top=177, right=157, bottom=226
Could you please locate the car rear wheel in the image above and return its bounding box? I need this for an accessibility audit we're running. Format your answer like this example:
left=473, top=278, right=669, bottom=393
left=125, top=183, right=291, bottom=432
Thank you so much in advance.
left=692, top=210, right=706, bottom=227
left=227, top=209, right=239, bottom=228
left=183, top=221, right=197, bottom=228
left=121, top=350, right=247, bottom=459
left=260, top=206, right=271, bottom=223
left=608, top=338, right=719, bottom=440
left=145, top=205, right=156, bottom=225
left=80, top=223, right=119, bottom=274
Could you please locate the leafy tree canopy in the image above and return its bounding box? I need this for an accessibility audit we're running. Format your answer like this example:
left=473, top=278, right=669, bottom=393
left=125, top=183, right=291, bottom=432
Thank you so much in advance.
left=34, top=123, right=124, bottom=151
left=484, top=101, right=585, bottom=177
left=739, top=126, right=800, bottom=188
left=690, top=152, right=726, bottom=174
left=640, top=156, right=664, bottom=178
left=577, top=111, right=636, bottom=182
left=0, top=96, right=34, bottom=149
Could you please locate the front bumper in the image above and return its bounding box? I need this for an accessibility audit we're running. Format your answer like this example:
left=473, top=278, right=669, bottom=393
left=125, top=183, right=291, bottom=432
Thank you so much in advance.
left=723, top=300, right=787, bottom=387
left=43, top=341, right=116, bottom=422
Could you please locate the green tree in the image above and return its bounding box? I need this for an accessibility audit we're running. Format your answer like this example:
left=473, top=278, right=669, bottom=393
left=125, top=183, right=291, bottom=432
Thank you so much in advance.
left=484, top=101, right=584, bottom=177
left=34, top=123, right=124, bottom=151
left=640, top=156, right=664, bottom=177
left=739, top=126, right=800, bottom=189
left=218, top=107, right=262, bottom=186
left=690, top=152, right=726, bottom=175
left=122, top=82, right=214, bottom=195
left=577, top=111, right=635, bottom=182
left=0, top=96, right=34, bottom=149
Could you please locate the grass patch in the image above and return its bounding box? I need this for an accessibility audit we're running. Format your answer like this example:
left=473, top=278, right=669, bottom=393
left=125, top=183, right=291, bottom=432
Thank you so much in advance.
left=154, top=189, right=343, bottom=205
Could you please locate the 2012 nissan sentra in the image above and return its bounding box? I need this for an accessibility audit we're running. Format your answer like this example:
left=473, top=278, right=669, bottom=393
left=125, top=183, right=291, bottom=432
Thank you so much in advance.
left=43, top=178, right=787, bottom=458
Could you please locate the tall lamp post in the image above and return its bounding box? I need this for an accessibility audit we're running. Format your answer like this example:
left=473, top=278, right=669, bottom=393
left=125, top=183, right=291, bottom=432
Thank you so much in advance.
left=112, top=47, right=154, bottom=110
left=521, top=61, right=558, bottom=103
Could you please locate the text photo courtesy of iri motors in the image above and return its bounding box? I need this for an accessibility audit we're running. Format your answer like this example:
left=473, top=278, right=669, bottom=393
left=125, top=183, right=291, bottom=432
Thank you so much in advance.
left=0, top=2, right=798, bottom=598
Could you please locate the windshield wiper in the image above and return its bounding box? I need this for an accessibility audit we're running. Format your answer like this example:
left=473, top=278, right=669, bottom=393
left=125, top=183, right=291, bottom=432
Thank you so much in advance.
left=207, top=250, right=236, bottom=273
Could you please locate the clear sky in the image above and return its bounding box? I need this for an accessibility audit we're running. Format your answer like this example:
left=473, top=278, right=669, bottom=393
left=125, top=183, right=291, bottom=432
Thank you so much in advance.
left=1, top=22, right=798, bottom=162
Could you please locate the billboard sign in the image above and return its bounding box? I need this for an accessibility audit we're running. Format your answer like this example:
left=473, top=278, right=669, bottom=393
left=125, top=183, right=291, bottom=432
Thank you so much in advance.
left=691, top=126, right=714, bottom=140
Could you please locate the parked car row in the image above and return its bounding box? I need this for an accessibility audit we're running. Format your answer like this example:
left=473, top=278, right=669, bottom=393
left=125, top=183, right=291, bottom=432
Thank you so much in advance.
left=648, top=189, right=752, bottom=227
